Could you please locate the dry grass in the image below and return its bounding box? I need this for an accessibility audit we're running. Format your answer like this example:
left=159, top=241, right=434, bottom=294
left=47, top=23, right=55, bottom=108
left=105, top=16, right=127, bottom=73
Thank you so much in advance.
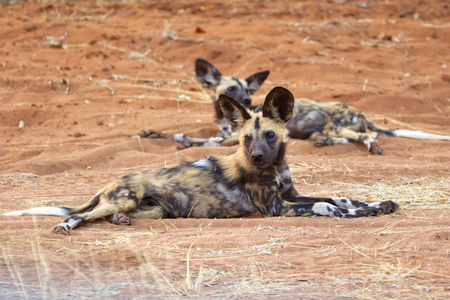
left=1, top=170, right=448, bottom=300
left=290, top=161, right=449, bottom=210
left=1, top=215, right=448, bottom=299
left=316, top=177, right=449, bottom=210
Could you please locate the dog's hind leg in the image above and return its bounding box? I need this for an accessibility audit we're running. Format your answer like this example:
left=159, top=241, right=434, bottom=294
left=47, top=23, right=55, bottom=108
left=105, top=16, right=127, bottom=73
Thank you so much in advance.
left=53, top=200, right=139, bottom=235
left=309, top=132, right=351, bottom=147
left=109, top=206, right=168, bottom=225
left=321, top=125, right=382, bottom=154
left=52, top=181, right=145, bottom=234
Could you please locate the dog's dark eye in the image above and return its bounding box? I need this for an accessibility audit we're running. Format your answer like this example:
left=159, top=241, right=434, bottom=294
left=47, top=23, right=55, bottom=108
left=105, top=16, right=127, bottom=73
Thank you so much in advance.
left=227, top=86, right=236, bottom=92
left=248, top=89, right=256, bottom=95
left=266, top=131, right=275, bottom=139
left=244, top=135, right=251, bottom=142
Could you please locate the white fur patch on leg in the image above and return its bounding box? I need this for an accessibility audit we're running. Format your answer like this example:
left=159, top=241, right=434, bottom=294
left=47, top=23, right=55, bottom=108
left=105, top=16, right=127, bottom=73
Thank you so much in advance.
left=312, top=202, right=339, bottom=217
left=331, top=197, right=355, bottom=209
left=56, top=216, right=84, bottom=232
left=331, top=137, right=350, bottom=144
left=204, top=137, right=225, bottom=147
left=363, top=138, right=371, bottom=150
left=172, top=133, right=187, bottom=143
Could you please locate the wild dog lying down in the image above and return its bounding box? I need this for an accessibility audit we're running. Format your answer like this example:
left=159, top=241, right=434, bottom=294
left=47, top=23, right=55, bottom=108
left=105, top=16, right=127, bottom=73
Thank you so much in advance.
left=287, top=98, right=450, bottom=155
left=140, top=58, right=270, bottom=148
left=4, top=87, right=398, bottom=234
left=141, top=59, right=450, bottom=154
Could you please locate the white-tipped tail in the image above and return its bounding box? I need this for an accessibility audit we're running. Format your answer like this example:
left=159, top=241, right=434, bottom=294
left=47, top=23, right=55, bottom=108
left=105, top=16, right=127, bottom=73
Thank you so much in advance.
left=3, top=207, right=70, bottom=217
left=391, top=130, right=450, bottom=141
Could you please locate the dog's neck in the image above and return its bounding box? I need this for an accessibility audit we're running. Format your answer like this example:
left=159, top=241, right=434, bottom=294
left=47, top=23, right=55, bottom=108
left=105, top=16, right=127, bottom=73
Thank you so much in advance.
left=212, top=93, right=233, bottom=137
left=227, top=147, right=286, bottom=180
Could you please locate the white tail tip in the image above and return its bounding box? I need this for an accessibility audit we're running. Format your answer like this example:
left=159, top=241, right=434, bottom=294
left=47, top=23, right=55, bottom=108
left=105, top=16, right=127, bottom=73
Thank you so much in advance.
left=3, top=210, right=26, bottom=216
left=3, top=207, right=69, bottom=217
left=392, top=130, right=450, bottom=141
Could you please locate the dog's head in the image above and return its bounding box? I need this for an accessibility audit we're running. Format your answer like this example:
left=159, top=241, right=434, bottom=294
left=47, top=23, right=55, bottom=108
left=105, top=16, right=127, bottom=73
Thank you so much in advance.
left=196, top=58, right=269, bottom=108
left=219, top=87, right=294, bottom=168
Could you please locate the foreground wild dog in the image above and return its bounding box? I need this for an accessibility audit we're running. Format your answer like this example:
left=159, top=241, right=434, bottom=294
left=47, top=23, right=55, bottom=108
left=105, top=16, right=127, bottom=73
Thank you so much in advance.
left=140, top=58, right=270, bottom=148
left=142, top=59, right=450, bottom=154
left=3, top=87, right=398, bottom=234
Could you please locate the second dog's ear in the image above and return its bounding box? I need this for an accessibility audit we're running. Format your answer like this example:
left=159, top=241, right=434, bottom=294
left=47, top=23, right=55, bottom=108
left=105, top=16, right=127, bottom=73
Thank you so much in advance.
left=195, top=58, right=223, bottom=89
left=245, top=70, right=270, bottom=94
left=219, top=94, right=252, bottom=129
left=262, top=87, right=294, bottom=123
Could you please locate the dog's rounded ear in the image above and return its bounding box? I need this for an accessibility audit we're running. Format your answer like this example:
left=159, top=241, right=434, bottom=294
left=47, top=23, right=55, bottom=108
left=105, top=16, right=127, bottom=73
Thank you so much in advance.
left=219, top=94, right=252, bottom=129
left=245, top=70, right=270, bottom=94
left=262, top=87, right=294, bottom=123
left=195, top=58, right=222, bottom=89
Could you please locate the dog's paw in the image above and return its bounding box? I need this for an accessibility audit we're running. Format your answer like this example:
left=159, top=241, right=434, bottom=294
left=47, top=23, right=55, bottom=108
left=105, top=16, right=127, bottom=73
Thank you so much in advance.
left=369, top=142, right=383, bottom=155
left=351, top=206, right=381, bottom=217
left=177, top=143, right=193, bottom=150
left=314, top=137, right=333, bottom=147
left=377, top=201, right=399, bottom=214
left=52, top=226, right=70, bottom=235
left=140, top=130, right=164, bottom=139
left=110, top=213, right=131, bottom=225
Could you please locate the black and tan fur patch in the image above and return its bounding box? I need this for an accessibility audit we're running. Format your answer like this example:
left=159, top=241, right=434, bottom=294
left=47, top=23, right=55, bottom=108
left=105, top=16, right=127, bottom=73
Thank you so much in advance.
left=4, top=87, right=398, bottom=234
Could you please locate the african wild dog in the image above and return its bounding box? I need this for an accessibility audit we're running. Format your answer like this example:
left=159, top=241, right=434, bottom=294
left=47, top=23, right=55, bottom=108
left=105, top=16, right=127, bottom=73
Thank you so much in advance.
left=287, top=98, right=450, bottom=155
left=140, top=58, right=270, bottom=149
left=142, top=59, right=450, bottom=154
left=3, top=87, right=398, bottom=234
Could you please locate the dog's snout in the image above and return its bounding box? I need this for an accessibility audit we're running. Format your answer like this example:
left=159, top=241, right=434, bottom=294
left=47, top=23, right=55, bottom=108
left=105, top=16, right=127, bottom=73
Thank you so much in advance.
left=251, top=152, right=264, bottom=162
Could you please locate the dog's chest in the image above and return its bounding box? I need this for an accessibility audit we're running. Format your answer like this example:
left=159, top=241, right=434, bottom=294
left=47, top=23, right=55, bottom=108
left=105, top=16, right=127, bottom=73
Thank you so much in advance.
left=216, top=183, right=255, bottom=213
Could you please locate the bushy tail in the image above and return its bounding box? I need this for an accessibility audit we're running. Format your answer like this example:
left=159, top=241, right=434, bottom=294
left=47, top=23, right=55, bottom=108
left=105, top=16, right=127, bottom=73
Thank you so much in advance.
left=3, top=193, right=101, bottom=217
left=367, top=121, right=450, bottom=140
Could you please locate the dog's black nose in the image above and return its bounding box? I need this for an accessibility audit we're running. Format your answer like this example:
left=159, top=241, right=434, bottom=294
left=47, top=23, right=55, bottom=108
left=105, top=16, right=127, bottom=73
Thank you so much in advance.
left=243, top=98, right=251, bottom=106
left=252, top=153, right=263, bottom=162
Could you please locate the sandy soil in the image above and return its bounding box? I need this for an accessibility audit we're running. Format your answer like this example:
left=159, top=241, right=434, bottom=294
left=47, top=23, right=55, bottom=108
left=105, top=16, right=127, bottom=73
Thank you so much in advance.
left=0, top=0, right=449, bottom=298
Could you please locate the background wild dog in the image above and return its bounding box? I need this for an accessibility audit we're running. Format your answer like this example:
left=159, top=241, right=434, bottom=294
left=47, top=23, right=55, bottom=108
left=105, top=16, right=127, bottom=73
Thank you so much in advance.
left=140, top=58, right=269, bottom=149
left=3, top=87, right=398, bottom=234
left=288, top=98, right=450, bottom=155
left=142, top=58, right=450, bottom=154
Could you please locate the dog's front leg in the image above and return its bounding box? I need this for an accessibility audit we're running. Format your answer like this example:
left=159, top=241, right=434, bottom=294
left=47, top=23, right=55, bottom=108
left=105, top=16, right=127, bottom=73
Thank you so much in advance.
left=246, top=187, right=278, bottom=218
left=270, top=198, right=383, bottom=218
left=292, top=196, right=398, bottom=214
left=140, top=130, right=223, bottom=149
left=266, top=194, right=398, bottom=218
left=275, top=164, right=398, bottom=217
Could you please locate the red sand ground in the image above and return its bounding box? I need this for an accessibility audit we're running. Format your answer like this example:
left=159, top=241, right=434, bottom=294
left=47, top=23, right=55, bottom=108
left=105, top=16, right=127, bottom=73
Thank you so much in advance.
left=0, top=1, right=449, bottom=298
